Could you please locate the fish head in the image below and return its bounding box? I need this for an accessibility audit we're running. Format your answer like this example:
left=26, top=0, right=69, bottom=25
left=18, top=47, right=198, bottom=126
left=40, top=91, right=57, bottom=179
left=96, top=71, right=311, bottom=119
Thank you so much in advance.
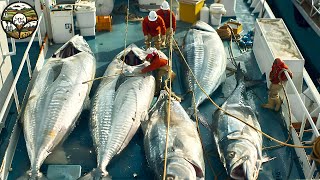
left=191, top=21, right=215, bottom=32
left=53, top=35, right=93, bottom=58
left=165, top=158, right=198, bottom=180
left=224, top=140, right=258, bottom=180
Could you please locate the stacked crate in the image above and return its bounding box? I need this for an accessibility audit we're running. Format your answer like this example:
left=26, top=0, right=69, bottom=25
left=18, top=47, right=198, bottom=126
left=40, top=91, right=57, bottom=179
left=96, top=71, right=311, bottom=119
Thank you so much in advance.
left=96, top=15, right=112, bottom=32
left=179, top=0, right=204, bottom=23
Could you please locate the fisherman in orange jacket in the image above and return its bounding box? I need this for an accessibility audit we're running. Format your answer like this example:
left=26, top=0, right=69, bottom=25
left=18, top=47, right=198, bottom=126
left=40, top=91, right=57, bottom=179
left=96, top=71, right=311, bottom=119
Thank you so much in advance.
left=156, top=1, right=176, bottom=48
left=141, top=47, right=176, bottom=95
left=262, top=58, right=293, bottom=111
left=142, top=11, right=166, bottom=50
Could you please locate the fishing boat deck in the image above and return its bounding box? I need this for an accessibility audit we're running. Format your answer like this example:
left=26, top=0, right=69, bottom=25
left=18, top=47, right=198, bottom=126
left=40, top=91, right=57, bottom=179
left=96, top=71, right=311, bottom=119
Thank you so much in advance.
left=6, top=0, right=306, bottom=179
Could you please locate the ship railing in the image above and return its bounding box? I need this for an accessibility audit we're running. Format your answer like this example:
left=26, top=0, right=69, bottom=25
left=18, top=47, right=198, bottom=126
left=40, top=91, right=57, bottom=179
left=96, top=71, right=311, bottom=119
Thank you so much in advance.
left=283, top=70, right=320, bottom=179
left=311, top=0, right=320, bottom=17
left=296, top=0, right=320, bottom=17
left=251, top=0, right=320, bottom=178
left=0, top=13, right=43, bottom=133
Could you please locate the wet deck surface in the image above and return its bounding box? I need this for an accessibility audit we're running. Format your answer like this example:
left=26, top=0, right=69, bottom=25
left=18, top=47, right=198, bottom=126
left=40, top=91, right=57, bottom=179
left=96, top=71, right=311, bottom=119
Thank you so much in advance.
left=7, top=0, right=305, bottom=179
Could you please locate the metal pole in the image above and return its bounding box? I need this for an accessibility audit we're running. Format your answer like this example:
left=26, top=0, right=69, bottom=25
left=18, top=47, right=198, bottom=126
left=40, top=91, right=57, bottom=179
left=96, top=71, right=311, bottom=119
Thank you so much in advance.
left=0, top=14, right=43, bottom=129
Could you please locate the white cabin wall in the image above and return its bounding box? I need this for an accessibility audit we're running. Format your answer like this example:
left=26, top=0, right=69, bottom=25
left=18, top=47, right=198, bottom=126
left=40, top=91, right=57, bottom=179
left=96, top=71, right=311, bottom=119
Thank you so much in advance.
left=0, top=1, right=14, bottom=116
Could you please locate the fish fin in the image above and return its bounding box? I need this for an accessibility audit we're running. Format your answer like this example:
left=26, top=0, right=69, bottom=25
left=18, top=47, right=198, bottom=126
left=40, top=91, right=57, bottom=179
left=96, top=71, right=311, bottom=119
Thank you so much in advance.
left=17, top=172, right=48, bottom=180
left=262, top=156, right=276, bottom=163
left=187, top=108, right=211, bottom=131
left=196, top=112, right=212, bottom=131
left=234, top=63, right=265, bottom=88
left=140, top=110, right=149, bottom=122
left=83, top=96, right=91, bottom=111
left=244, top=80, right=266, bottom=89
left=78, top=168, right=111, bottom=180
left=235, top=63, right=245, bottom=85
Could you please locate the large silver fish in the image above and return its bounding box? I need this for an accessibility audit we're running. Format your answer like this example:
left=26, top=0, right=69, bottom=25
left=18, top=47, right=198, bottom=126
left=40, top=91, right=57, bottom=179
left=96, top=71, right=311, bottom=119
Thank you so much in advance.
left=81, top=44, right=155, bottom=179
left=212, top=66, right=263, bottom=180
left=183, top=21, right=227, bottom=108
left=21, top=35, right=96, bottom=179
left=143, top=91, right=205, bottom=179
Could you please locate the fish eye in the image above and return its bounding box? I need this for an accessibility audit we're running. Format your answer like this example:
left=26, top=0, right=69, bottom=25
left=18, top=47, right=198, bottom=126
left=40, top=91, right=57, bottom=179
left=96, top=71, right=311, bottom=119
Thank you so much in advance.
left=227, top=151, right=236, bottom=159
left=166, top=175, right=176, bottom=180
left=242, top=155, right=249, bottom=160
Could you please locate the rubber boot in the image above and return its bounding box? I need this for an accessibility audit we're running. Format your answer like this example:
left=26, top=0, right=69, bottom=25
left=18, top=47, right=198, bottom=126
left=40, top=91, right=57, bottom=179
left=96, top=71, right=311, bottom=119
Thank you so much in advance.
left=274, top=97, right=283, bottom=112
left=261, top=98, right=275, bottom=109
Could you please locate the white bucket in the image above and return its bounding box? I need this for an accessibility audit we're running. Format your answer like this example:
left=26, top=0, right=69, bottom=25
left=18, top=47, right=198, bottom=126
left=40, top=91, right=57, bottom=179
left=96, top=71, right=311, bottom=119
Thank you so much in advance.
left=200, top=4, right=209, bottom=24
left=210, top=3, right=226, bottom=26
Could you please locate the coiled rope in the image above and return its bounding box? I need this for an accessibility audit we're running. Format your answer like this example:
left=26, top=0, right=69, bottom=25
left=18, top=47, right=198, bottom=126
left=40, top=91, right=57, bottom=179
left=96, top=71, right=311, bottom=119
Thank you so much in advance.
left=311, top=137, right=320, bottom=163
left=217, top=24, right=232, bottom=40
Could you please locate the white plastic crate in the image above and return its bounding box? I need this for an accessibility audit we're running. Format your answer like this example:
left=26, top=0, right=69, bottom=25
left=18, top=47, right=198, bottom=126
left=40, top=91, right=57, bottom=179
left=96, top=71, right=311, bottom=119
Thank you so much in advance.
left=253, top=18, right=305, bottom=93
left=80, top=27, right=96, bottom=37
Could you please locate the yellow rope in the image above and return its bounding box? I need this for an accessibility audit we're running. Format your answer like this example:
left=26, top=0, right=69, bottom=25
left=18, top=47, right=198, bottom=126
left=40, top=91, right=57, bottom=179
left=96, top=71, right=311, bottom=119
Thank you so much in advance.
left=162, top=0, right=174, bottom=178
left=263, top=76, right=293, bottom=150
left=81, top=74, right=138, bottom=84
left=172, top=38, right=313, bottom=149
left=120, top=0, right=131, bottom=74
left=82, top=0, right=131, bottom=84
left=192, top=91, right=218, bottom=179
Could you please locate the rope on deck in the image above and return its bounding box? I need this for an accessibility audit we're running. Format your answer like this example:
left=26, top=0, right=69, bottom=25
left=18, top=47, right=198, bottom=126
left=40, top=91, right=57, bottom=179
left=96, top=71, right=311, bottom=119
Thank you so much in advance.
left=162, top=0, right=174, bottom=179
left=191, top=91, right=219, bottom=179
left=263, top=75, right=293, bottom=150
left=82, top=0, right=137, bottom=84
left=120, top=0, right=131, bottom=73
left=172, top=38, right=313, bottom=149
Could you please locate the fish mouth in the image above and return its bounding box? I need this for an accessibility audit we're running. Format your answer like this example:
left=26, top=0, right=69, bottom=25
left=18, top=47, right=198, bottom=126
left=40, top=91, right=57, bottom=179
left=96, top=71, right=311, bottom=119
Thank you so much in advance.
left=230, top=163, right=245, bottom=179
left=230, top=159, right=250, bottom=180
left=165, top=158, right=197, bottom=179
left=56, top=42, right=81, bottom=58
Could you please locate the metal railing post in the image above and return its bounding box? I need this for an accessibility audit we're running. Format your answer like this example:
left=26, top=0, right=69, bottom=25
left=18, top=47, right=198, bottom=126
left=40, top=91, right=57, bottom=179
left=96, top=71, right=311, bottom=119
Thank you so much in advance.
left=307, top=161, right=316, bottom=179
left=26, top=53, right=32, bottom=79
left=3, top=38, right=16, bottom=57
left=13, top=88, right=20, bottom=113
left=38, top=28, right=42, bottom=47
left=285, top=71, right=320, bottom=137
left=0, top=14, right=43, bottom=131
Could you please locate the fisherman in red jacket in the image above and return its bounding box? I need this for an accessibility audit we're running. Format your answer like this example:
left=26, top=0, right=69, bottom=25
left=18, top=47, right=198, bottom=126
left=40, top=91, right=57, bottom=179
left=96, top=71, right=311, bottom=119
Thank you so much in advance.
left=156, top=1, right=176, bottom=47
left=141, top=47, right=176, bottom=95
left=142, top=11, right=166, bottom=50
left=262, top=58, right=293, bottom=111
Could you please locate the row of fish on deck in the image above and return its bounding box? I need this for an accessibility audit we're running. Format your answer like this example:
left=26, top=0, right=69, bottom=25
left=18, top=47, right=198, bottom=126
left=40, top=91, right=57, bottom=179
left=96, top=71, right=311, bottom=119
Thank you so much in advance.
left=20, top=21, right=264, bottom=180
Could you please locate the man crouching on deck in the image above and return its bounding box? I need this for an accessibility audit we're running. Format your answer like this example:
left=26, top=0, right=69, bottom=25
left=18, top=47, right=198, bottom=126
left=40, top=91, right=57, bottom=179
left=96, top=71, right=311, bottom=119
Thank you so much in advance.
left=140, top=47, right=176, bottom=96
